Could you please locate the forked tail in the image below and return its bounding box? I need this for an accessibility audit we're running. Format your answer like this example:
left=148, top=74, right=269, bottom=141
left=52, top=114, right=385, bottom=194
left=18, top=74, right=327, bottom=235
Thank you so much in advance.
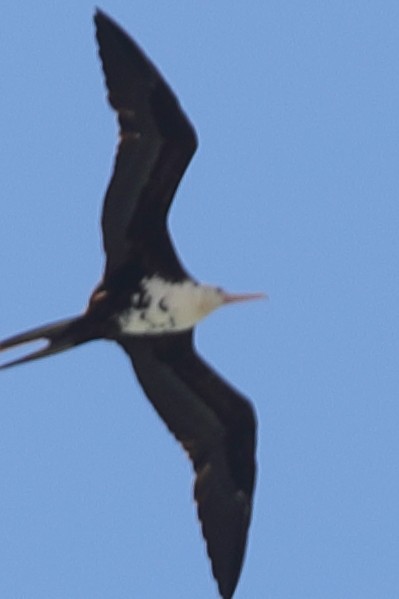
left=0, top=316, right=91, bottom=370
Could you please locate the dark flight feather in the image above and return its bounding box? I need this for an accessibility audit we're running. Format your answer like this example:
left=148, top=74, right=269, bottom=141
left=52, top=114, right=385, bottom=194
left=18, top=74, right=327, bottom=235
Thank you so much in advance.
left=95, top=10, right=197, bottom=280
left=120, top=331, right=256, bottom=599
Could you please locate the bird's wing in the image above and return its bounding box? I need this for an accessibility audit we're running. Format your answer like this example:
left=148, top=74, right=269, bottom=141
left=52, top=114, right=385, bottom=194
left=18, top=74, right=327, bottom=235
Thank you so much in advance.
left=94, top=10, right=198, bottom=278
left=119, top=331, right=257, bottom=599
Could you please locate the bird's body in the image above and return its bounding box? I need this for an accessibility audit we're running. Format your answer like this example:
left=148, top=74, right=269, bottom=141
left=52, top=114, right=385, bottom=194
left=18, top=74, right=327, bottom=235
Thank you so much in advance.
left=0, top=10, right=262, bottom=599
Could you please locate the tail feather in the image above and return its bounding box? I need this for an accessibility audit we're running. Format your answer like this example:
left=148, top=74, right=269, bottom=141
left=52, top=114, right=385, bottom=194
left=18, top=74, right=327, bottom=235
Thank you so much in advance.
left=0, top=316, right=87, bottom=370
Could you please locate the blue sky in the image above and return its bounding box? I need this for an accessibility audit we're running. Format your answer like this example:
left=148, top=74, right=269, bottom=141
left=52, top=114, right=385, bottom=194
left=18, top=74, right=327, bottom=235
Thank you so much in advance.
left=1, top=2, right=399, bottom=598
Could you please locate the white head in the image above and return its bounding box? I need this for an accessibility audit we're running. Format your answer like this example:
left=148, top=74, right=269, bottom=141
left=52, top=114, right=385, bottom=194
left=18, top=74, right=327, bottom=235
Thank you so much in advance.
left=196, top=285, right=265, bottom=321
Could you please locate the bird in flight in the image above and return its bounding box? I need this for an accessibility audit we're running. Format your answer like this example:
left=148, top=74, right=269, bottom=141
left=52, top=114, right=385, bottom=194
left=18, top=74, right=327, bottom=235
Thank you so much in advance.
left=0, top=10, right=263, bottom=599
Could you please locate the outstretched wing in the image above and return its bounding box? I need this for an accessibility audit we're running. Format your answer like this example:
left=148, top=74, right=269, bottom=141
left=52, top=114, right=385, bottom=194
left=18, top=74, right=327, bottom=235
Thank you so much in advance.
left=119, top=331, right=257, bottom=599
left=94, top=10, right=197, bottom=279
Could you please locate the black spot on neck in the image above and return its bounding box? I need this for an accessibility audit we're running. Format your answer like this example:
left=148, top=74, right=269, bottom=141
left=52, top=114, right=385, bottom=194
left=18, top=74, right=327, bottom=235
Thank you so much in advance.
left=158, top=297, right=168, bottom=312
left=132, top=291, right=151, bottom=310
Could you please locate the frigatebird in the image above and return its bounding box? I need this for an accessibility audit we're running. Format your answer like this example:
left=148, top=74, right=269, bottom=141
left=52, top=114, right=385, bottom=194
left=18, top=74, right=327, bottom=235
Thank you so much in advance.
left=0, top=10, right=263, bottom=599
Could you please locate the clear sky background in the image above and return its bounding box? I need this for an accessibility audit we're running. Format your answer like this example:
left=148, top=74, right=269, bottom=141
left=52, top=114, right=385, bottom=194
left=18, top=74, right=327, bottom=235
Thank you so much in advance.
left=1, top=2, right=398, bottom=598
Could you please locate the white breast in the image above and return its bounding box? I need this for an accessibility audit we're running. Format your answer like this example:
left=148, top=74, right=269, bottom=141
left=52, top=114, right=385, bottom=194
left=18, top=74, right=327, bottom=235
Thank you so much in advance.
left=118, top=277, right=210, bottom=335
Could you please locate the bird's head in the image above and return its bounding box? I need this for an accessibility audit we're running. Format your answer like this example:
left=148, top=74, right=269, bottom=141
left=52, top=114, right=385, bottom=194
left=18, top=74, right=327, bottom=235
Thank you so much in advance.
left=141, top=278, right=265, bottom=333
left=197, top=284, right=266, bottom=320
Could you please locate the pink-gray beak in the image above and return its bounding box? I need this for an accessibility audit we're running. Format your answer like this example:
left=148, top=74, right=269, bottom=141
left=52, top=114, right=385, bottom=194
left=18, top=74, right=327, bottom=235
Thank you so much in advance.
left=222, top=291, right=267, bottom=304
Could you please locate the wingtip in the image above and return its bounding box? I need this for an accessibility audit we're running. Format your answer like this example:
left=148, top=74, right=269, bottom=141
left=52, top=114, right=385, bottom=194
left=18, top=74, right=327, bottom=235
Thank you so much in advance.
left=94, top=6, right=105, bottom=20
left=93, top=7, right=108, bottom=30
left=93, top=8, right=116, bottom=33
left=94, top=8, right=121, bottom=30
left=194, top=485, right=251, bottom=599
